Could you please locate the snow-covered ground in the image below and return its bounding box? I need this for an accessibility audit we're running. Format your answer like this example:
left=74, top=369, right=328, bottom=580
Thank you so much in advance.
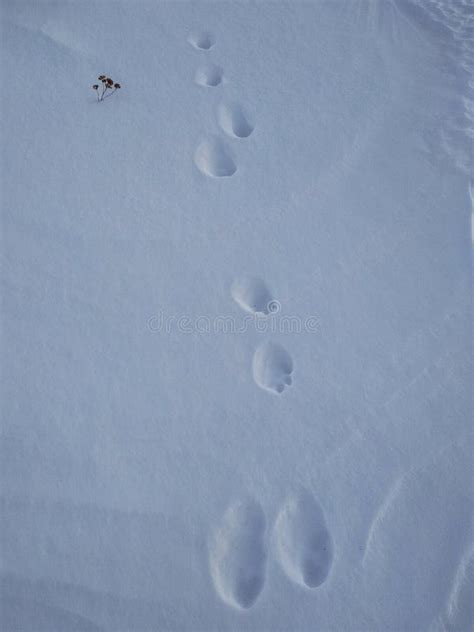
left=1, top=0, right=472, bottom=630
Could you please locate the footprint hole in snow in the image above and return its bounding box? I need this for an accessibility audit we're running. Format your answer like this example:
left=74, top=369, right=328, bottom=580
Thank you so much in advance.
left=218, top=102, right=255, bottom=139
left=209, top=499, right=267, bottom=610
left=252, top=341, right=294, bottom=394
left=274, top=489, right=334, bottom=589
left=231, top=277, right=274, bottom=315
left=188, top=30, right=215, bottom=50
left=194, top=64, right=223, bottom=87
left=194, top=137, right=236, bottom=178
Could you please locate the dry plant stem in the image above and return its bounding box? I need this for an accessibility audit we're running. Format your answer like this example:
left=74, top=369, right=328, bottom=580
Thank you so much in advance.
left=94, top=76, right=120, bottom=102
left=103, top=88, right=117, bottom=99
left=99, top=84, right=109, bottom=101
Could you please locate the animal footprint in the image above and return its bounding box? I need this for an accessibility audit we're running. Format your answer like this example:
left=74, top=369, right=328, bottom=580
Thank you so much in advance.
left=274, top=489, right=334, bottom=589
left=218, top=102, right=255, bottom=138
left=188, top=30, right=215, bottom=50
left=194, top=137, right=237, bottom=178
left=252, top=341, right=293, bottom=394
left=209, top=499, right=267, bottom=610
left=195, top=63, right=223, bottom=87
left=231, top=276, right=278, bottom=315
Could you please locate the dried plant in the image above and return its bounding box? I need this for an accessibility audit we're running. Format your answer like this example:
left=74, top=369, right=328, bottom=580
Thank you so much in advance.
left=92, top=75, right=121, bottom=102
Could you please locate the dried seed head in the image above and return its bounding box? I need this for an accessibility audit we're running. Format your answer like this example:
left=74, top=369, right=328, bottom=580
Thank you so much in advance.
left=98, top=75, right=106, bottom=80
left=114, top=83, right=121, bottom=89
left=92, top=84, right=99, bottom=90
left=106, top=78, right=114, bottom=85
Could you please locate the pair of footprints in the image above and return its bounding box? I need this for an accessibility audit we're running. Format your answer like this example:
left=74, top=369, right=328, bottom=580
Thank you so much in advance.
left=232, top=276, right=294, bottom=394
left=188, top=30, right=254, bottom=178
left=209, top=489, right=334, bottom=610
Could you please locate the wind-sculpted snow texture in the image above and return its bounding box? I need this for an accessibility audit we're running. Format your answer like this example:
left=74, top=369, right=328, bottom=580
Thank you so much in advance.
left=1, top=0, right=472, bottom=630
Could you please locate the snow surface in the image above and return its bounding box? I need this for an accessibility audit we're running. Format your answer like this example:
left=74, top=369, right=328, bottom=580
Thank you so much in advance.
left=1, top=0, right=473, bottom=630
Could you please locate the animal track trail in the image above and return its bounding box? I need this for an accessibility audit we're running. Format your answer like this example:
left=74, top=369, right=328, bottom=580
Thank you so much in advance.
left=209, top=499, right=267, bottom=610
left=253, top=341, right=293, bottom=394
left=218, top=103, right=255, bottom=138
left=274, top=489, right=334, bottom=589
left=231, top=276, right=278, bottom=315
left=188, top=30, right=215, bottom=50
left=195, top=63, right=223, bottom=87
left=194, top=137, right=236, bottom=178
